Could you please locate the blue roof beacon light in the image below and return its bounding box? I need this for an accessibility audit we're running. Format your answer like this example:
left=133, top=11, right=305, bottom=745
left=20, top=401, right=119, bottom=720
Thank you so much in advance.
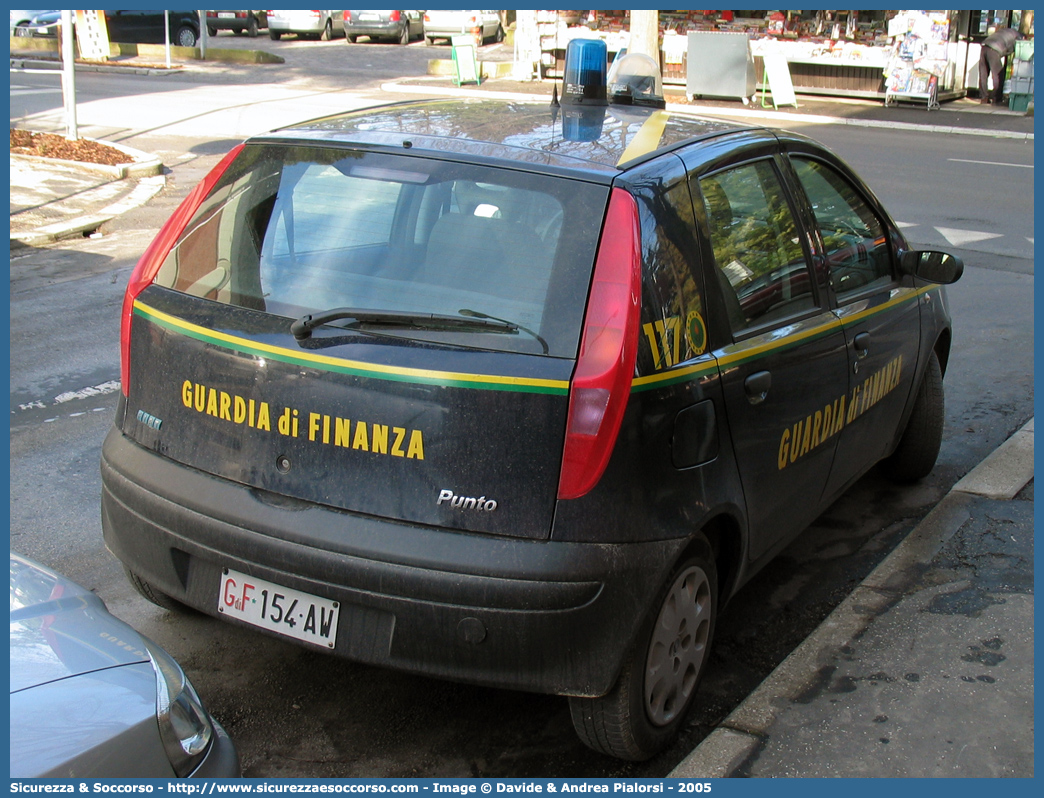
left=562, top=38, right=608, bottom=105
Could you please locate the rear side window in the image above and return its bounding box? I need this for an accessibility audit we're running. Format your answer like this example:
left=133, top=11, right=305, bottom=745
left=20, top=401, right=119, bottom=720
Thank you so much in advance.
left=698, top=160, right=815, bottom=335
left=152, top=144, right=609, bottom=358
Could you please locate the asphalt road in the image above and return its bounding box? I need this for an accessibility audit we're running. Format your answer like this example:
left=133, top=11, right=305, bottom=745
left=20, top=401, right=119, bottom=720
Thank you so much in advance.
left=8, top=45, right=1035, bottom=778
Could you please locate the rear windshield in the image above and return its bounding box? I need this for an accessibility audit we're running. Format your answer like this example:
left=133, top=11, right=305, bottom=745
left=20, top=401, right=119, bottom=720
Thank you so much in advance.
left=153, top=143, right=610, bottom=358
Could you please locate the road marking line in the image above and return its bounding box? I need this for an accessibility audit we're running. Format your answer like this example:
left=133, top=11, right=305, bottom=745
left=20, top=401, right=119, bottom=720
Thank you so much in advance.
left=948, top=158, right=1033, bottom=169
left=934, top=226, right=1004, bottom=247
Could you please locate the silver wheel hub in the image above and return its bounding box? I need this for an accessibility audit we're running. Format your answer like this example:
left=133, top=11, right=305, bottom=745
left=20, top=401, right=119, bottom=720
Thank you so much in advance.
left=644, top=564, right=711, bottom=727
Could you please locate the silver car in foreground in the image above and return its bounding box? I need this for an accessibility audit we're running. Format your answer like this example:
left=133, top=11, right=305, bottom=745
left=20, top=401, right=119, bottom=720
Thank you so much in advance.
left=9, top=553, right=240, bottom=778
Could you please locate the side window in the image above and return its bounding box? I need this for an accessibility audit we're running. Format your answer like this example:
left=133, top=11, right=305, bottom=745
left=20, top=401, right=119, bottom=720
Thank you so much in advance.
left=791, top=158, right=893, bottom=299
left=637, top=181, right=708, bottom=374
left=698, top=160, right=815, bottom=335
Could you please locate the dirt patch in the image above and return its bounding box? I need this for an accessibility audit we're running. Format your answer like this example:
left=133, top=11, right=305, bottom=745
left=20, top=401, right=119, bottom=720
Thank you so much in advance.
left=10, top=128, right=134, bottom=165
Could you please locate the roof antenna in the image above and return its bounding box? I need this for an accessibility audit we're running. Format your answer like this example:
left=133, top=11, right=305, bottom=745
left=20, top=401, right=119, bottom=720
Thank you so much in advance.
left=551, top=83, right=560, bottom=108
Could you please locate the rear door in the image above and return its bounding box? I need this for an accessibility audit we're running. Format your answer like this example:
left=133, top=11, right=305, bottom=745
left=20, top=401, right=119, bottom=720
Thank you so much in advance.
left=785, top=150, right=923, bottom=495
left=691, top=146, right=850, bottom=561
left=122, top=143, right=610, bottom=541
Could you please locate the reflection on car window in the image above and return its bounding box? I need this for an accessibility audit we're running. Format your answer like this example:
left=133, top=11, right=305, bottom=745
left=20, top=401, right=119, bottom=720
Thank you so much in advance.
left=791, top=158, right=892, bottom=299
left=152, top=145, right=607, bottom=357
left=699, top=160, right=814, bottom=335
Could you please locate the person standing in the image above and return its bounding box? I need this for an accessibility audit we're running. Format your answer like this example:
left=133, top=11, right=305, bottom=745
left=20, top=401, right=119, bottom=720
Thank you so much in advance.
left=979, top=26, right=1020, bottom=104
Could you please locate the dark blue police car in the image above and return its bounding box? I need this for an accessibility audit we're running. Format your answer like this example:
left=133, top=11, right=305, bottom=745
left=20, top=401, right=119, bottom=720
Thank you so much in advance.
left=101, top=49, right=961, bottom=759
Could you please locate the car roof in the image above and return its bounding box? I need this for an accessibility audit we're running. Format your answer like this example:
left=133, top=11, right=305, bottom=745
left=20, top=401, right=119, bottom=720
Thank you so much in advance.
left=253, top=98, right=758, bottom=179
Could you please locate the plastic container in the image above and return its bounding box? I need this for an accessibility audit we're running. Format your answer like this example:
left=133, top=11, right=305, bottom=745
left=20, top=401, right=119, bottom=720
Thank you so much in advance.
left=1009, top=92, right=1033, bottom=113
left=1015, top=39, right=1034, bottom=62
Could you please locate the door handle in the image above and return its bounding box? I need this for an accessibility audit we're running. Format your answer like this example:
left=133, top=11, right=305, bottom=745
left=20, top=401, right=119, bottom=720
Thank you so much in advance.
left=853, top=332, right=871, bottom=359
left=744, top=370, right=771, bottom=405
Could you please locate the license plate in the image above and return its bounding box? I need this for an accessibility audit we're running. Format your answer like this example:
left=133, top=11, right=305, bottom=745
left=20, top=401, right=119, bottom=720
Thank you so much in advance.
left=219, top=569, right=339, bottom=648
left=359, top=13, right=379, bottom=20
left=218, top=12, right=234, bottom=18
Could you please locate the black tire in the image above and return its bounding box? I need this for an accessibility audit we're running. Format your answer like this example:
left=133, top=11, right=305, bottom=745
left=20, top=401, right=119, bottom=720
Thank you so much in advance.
left=269, top=29, right=281, bottom=40
left=346, top=34, right=357, bottom=43
left=15, top=22, right=32, bottom=37
left=320, top=20, right=332, bottom=41
left=123, top=566, right=191, bottom=614
left=425, top=36, right=436, bottom=46
left=207, top=25, right=218, bottom=37
left=247, top=15, right=258, bottom=37
left=883, top=350, right=944, bottom=482
left=175, top=25, right=198, bottom=48
left=493, top=24, right=504, bottom=43
left=569, top=544, right=718, bottom=760
left=398, top=23, right=409, bottom=45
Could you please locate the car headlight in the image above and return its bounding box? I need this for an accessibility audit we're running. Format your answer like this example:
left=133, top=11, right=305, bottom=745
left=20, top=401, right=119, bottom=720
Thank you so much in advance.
left=144, top=640, right=214, bottom=777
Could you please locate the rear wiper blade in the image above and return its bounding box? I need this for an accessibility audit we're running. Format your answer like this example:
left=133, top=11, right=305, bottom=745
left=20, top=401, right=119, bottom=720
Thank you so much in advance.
left=291, top=307, right=518, bottom=341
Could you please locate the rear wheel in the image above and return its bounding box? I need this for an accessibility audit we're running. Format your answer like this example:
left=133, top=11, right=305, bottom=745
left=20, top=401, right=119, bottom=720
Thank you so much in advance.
left=123, top=566, right=190, bottom=614
left=246, top=15, right=258, bottom=37
left=346, top=34, right=357, bottom=43
left=569, top=545, right=718, bottom=760
left=320, top=20, right=333, bottom=41
left=398, top=23, right=410, bottom=45
left=175, top=25, right=198, bottom=48
left=206, top=25, right=217, bottom=37
left=269, top=29, right=281, bottom=40
left=882, top=350, right=944, bottom=482
left=425, top=36, right=436, bottom=46
left=15, top=22, right=32, bottom=37
left=493, top=24, right=504, bottom=43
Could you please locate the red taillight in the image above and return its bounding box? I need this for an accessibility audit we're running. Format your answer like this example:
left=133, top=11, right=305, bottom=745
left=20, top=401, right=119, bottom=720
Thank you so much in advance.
left=557, top=188, right=642, bottom=500
left=309, top=10, right=321, bottom=18
left=389, top=10, right=401, bottom=21
left=120, top=144, right=245, bottom=396
left=344, top=11, right=351, bottom=22
left=423, top=13, right=430, bottom=23
left=205, top=10, right=216, bottom=18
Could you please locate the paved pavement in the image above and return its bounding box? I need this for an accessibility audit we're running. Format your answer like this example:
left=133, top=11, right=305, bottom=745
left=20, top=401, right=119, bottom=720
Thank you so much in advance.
left=9, top=57, right=1036, bottom=778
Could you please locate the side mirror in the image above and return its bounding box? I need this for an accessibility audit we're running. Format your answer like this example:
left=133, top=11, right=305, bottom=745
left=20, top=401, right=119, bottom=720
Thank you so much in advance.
left=899, top=250, right=964, bottom=285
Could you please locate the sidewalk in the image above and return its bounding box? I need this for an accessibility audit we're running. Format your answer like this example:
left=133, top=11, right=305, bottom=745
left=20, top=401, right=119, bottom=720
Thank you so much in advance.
left=672, top=419, right=1034, bottom=778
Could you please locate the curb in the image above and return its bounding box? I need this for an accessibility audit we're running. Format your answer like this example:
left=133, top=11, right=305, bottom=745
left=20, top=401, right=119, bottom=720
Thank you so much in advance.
left=381, top=81, right=1034, bottom=141
left=10, top=56, right=178, bottom=76
left=10, top=138, right=164, bottom=180
left=669, top=417, right=1034, bottom=779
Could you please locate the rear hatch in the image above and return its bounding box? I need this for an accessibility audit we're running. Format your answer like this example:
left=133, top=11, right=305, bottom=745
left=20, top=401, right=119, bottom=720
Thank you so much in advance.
left=120, top=142, right=610, bottom=539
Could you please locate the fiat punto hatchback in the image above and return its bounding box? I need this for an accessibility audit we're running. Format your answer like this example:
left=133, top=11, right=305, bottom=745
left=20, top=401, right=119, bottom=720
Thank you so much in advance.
left=102, top=69, right=961, bottom=759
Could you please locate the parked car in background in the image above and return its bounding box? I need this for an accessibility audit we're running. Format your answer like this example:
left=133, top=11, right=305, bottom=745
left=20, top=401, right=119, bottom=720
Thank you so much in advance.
left=9, top=553, right=240, bottom=778
left=204, top=10, right=266, bottom=37
left=103, top=9, right=202, bottom=47
left=267, top=9, right=343, bottom=40
left=10, top=9, right=54, bottom=36
left=12, top=9, right=59, bottom=38
left=422, top=9, right=502, bottom=45
left=343, top=9, right=423, bottom=45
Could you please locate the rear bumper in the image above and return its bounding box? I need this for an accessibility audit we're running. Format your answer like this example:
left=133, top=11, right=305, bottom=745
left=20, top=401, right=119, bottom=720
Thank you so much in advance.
left=345, top=23, right=400, bottom=37
left=101, top=429, right=683, bottom=696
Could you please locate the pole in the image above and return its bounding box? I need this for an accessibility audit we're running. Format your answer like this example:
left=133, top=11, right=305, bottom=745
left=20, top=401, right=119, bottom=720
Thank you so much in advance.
left=60, top=9, right=78, bottom=140
left=164, top=10, right=171, bottom=69
left=199, top=10, right=208, bottom=60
